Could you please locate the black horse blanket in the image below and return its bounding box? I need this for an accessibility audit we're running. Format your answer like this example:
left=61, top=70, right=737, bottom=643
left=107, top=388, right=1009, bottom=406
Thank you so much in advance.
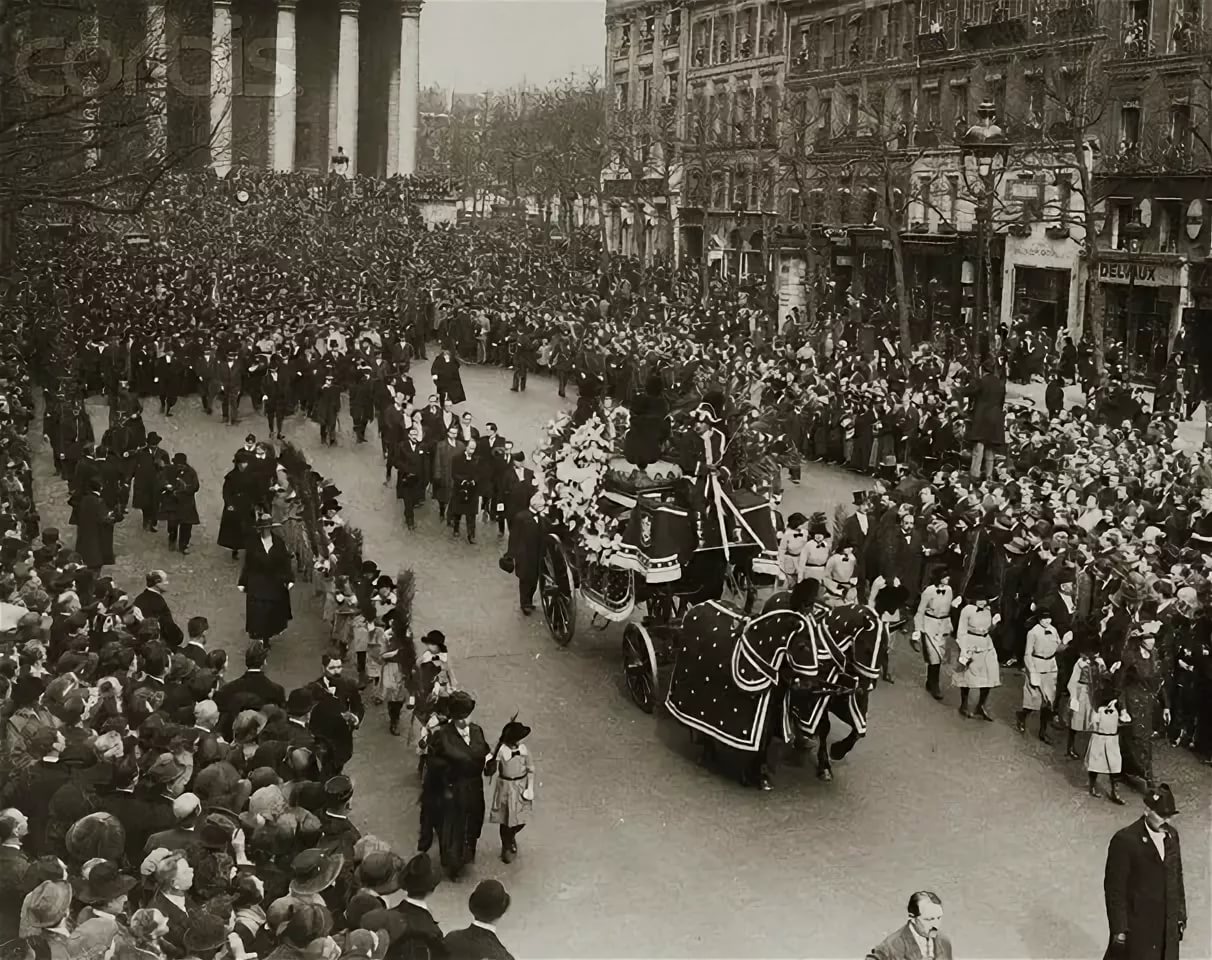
left=665, top=601, right=807, bottom=752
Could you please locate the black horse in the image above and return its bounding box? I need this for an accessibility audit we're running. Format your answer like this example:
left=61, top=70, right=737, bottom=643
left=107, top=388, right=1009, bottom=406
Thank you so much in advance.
left=786, top=589, right=901, bottom=782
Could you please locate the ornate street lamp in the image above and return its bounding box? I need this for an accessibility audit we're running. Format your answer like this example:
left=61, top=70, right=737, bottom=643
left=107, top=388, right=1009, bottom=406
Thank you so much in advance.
left=960, top=100, right=1008, bottom=178
left=1121, top=211, right=1147, bottom=253
left=959, top=100, right=1009, bottom=358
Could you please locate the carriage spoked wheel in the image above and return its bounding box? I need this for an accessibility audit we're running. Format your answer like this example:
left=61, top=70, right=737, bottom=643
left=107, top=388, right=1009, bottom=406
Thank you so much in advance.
left=539, top=533, right=577, bottom=647
left=622, top=623, right=660, bottom=713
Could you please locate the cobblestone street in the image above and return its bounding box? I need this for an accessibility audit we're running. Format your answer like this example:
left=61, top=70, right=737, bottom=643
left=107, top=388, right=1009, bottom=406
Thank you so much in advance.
left=33, top=367, right=1211, bottom=958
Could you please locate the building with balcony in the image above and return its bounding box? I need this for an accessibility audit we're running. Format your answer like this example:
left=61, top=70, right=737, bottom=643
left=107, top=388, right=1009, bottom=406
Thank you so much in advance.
left=678, top=0, right=787, bottom=281
left=777, top=0, right=1109, bottom=337
left=1089, top=0, right=1212, bottom=379
left=602, top=0, right=788, bottom=274
left=603, top=0, right=688, bottom=260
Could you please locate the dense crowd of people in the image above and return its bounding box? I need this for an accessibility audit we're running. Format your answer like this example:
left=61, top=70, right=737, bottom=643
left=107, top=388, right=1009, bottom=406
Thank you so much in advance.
left=2, top=164, right=1207, bottom=958
left=0, top=323, right=546, bottom=959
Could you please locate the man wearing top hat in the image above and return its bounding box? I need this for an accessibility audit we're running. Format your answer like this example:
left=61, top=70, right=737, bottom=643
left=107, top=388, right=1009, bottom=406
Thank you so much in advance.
left=219, top=349, right=244, bottom=425
left=1103, top=784, right=1186, bottom=960
left=349, top=362, right=376, bottom=444
left=316, top=373, right=342, bottom=446
left=132, top=433, right=169, bottom=533
left=262, top=358, right=291, bottom=441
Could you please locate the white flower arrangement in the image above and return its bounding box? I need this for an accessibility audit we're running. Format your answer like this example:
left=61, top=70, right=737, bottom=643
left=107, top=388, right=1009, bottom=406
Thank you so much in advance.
left=536, top=413, right=621, bottom=563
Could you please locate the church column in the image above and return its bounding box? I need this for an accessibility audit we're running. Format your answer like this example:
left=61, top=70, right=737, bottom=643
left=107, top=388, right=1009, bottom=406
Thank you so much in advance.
left=270, top=0, right=297, bottom=170
left=145, top=0, right=168, bottom=157
left=385, top=20, right=400, bottom=175
left=396, top=0, right=422, bottom=175
left=209, top=0, right=233, bottom=175
left=336, top=0, right=361, bottom=173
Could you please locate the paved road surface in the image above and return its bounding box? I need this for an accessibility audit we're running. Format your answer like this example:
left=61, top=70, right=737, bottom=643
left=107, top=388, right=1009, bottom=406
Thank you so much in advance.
left=33, top=366, right=1210, bottom=959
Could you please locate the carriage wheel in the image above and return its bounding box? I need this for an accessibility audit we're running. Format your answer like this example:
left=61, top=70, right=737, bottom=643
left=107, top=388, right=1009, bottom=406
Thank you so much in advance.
left=622, top=623, right=659, bottom=713
left=539, top=533, right=577, bottom=646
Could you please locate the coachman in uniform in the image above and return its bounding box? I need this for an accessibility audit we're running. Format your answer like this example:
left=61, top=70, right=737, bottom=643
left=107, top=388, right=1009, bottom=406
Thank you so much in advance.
left=1103, top=784, right=1186, bottom=960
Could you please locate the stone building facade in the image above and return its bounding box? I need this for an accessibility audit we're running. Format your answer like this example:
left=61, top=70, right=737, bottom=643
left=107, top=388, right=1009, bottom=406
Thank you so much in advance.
left=14, top=0, right=426, bottom=178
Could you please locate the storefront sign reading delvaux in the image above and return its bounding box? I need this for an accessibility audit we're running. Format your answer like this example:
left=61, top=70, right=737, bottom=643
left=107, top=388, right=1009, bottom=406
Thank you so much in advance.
left=1097, top=258, right=1180, bottom=287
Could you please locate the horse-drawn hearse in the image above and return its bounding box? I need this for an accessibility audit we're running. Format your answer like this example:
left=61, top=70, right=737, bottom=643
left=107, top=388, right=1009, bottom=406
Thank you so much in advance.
left=529, top=389, right=899, bottom=788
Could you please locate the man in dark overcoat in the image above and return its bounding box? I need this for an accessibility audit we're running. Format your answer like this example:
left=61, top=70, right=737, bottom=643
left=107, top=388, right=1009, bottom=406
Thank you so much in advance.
left=875, top=509, right=924, bottom=682
left=57, top=398, right=94, bottom=481
left=316, top=373, right=342, bottom=446
left=132, top=432, right=169, bottom=532
left=431, top=348, right=466, bottom=406
left=160, top=452, right=200, bottom=554
left=449, top=441, right=479, bottom=543
left=195, top=343, right=221, bottom=415
left=262, top=359, right=291, bottom=440
left=1103, top=785, right=1186, bottom=960
left=73, top=476, right=113, bottom=571
left=506, top=493, right=544, bottom=615
left=962, top=358, right=1006, bottom=480
left=155, top=347, right=184, bottom=416
left=307, top=653, right=365, bottom=774
left=220, top=350, right=244, bottom=424
left=215, top=641, right=286, bottom=737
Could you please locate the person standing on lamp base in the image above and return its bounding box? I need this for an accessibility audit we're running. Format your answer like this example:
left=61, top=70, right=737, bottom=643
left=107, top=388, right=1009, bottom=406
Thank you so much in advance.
left=867, top=891, right=953, bottom=959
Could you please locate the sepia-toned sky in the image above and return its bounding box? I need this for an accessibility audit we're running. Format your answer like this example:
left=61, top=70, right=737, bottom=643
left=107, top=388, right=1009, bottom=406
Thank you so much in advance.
left=420, top=0, right=605, bottom=93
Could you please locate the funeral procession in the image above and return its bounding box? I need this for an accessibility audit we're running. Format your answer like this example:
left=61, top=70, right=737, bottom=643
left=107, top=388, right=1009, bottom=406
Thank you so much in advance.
left=0, top=0, right=1209, bottom=955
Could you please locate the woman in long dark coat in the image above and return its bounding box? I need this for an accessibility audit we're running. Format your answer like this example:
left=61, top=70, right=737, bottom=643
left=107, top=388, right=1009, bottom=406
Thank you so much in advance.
left=430, top=348, right=466, bottom=406
left=1117, top=621, right=1168, bottom=791
left=218, top=457, right=258, bottom=559
left=238, top=516, right=294, bottom=642
left=73, top=477, right=114, bottom=570
left=426, top=691, right=490, bottom=880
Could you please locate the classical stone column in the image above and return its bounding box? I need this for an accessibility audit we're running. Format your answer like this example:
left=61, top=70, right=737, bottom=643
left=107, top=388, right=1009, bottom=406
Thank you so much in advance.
left=270, top=0, right=297, bottom=170
left=145, top=0, right=168, bottom=157
left=336, top=0, right=360, bottom=174
left=397, top=0, right=422, bottom=175
left=385, top=26, right=400, bottom=174
left=210, top=0, right=234, bottom=175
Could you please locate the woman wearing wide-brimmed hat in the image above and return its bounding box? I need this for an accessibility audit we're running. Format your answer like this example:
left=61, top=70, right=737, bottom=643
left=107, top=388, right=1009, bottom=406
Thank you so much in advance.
left=487, top=718, right=535, bottom=864
left=218, top=455, right=258, bottom=561
left=1116, top=603, right=1169, bottom=792
left=424, top=691, right=489, bottom=880
left=238, top=511, right=293, bottom=646
left=72, top=861, right=138, bottom=956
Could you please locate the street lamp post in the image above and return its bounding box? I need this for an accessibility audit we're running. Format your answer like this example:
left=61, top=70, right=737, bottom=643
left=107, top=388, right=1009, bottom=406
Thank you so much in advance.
left=961, top=100, right=1009, bottom=360
left=1121, top=210, right=1147, bottom=376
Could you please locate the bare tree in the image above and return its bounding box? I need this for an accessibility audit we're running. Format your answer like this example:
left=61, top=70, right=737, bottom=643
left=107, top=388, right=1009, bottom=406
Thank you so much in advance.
left=681, top=92, right=735, bottom=303
left=606, top=97, right=682, bottom=270
left=1009, top=36, right=1116, bottom=382
left=1, top=0, right=228, bottom=267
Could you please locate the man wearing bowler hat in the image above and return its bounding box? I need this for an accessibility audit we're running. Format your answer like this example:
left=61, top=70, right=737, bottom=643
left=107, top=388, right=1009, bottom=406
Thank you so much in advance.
left=1103, top=783, right=1186, bottom=960
left=444, top=879, right=514, bottom=960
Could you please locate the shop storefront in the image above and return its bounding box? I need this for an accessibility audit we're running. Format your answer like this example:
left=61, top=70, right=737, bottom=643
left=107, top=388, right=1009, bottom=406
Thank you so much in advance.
left=1000, top=230, right=1084, bottom=343
left=903, top=235, right=962, bottom=342
left=1183, top=260, right=1212, bottom=395
left=1098, top=256, right=1183, bottom=382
